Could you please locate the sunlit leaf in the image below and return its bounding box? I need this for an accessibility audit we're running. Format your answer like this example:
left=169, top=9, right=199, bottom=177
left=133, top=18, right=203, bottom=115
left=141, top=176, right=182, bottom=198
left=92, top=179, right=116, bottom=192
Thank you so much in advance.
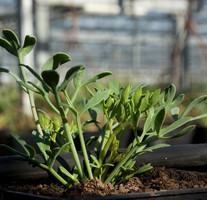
left=166, top=125, right=196, bottom=139
left=182, top=95, right=207, bottom=117
left=80, top=90, right=109, bottom=115
left=58, top=65, right=85, bottom=91
left=0, top=38, right=16, bottom=56
left=41, top=52, right=71, bottom=72
left=3, top=29, right=20, bottom=50
left=0, top=67, right=21, bottom=81
left=82, top=71, right=112, bottom=86
left=32, top=130, right=50, bottom=161
left=21, top=35, right=37, bottom=56
left=73, top=66, right=85, bottom=89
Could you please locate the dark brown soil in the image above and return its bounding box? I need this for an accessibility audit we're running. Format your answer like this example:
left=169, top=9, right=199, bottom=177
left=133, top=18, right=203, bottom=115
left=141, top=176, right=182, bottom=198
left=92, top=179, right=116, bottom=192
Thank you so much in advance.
left=1, top=166, right=207, bottom=198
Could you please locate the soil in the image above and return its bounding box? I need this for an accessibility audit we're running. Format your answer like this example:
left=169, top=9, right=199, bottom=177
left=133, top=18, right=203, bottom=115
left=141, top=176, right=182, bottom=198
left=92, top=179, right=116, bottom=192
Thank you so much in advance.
left=1, top=166, right=207, bottom=198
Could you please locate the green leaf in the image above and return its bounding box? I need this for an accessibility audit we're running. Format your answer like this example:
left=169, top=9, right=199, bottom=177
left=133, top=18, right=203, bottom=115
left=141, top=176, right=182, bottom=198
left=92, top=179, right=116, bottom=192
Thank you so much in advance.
left=136, top=163, right=152, bottom=174
left=121, top=84, right=131, bottom=104
left=149, top=89, right=161, bottom=106
left=38, top=112, right=51, bottom=130
left=90, top=155, right=101, bottom=168
left=58, top=65, right=85, bottom=91
left=85, top=135, right=98, bottom=147
left=115, top=103, right=125, bottom=122
left=11, top=133, right=31, bottom=156
left=53, top=117, right=61, bottom=132
left=22, top=64, right=45, bottom=83
left=133, top=86, right=142, bottom=105
left=82, top=71, right=112, bottom=86
left=145, top=143, right=169, bottom=152
left=42, top=70, right=60, bottom=90
left=80, top=90, right=109, bottom=115
left=164, top=84, right=176, bottom=104
left=21, top=35, right=37, bottom=56
left=0, top=67, right=21, bottom=82
left=109, top=79, right=120, bottom=95
left=167, top=94, right=185, bottom=111
left=143, top=107, right=155, bottom=133
left=17, top=80, right=39, bottom=93
left=0, top=38, right=16, bottom=56
left=32, top=130, right=51, bottom=161
left=189, top=114, right=207, bottom=121
left=22, top=64, right=50, bottom=93
left=93, top=81, right=106, bottom=91
left=3, top=29, right=20, bottom=50
left=47, top=142, right=70, bottom=168
left=182, top=95, right=207, bottom=117
left=25, top=144, right=36, bottom=159
left=0, top=144, right=26, bottom=157
left=160, top=117, right=192, bottom=137
left=166, top=125, right=196, bottom=139
left=131, top=110, right=140, bottom=128
left=28, top=81, right=46, bottom=95
left=41, top=52, right=71, bottom=72
left=140, top=92, right=150, bottom=112
left=154, top=108, right=166, bottom=135
left=104, top=96, right=114, bottom=108
left=73, top=66, right=85, bottom=89
left=60, top=102, right=78, bottom=116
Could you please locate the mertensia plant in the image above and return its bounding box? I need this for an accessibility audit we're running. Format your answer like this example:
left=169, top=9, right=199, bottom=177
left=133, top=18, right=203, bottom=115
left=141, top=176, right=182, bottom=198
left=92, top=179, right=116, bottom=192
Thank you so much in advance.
left=0, top=29, right=207, bottom=187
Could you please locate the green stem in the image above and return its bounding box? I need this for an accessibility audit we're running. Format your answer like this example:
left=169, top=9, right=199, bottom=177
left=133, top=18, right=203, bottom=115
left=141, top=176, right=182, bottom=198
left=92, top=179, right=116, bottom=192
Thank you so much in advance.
left=64, top=121, right=84, bottom=179
left=31, top=158, right=69, bottom=186
left=76, top=115, right=93, bottom=179
left=49, top=168, right=69, bottom=187
left=104, top=144, right=138, bottom=184
left=53, top=89, right=84, bottom=180
left=17, top=53, right=43, bottom=136
left=98, top=121, right=127, bottom=165
left=98, top=119, right=114, bottom=163
left=63, top=90, right=73, bottom=115
left=44, top=94, right=60, bottom=114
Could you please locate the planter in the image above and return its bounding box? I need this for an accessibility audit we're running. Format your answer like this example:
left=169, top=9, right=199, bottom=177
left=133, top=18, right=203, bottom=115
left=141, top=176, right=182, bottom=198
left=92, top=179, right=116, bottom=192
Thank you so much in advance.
left=1, top=144, right=207, bottom=199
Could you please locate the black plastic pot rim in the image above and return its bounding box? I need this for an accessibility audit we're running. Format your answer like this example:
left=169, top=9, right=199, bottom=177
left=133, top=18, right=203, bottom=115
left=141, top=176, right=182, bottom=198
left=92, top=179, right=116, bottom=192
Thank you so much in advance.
left=1, top=186, right=207, bottom=200
left=1, top=143, right=207, bottom=182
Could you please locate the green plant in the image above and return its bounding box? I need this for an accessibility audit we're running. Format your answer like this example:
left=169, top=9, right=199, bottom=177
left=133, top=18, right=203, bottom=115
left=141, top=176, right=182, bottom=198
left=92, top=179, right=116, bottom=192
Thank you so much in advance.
left=0, top=29, right=207, bottom=187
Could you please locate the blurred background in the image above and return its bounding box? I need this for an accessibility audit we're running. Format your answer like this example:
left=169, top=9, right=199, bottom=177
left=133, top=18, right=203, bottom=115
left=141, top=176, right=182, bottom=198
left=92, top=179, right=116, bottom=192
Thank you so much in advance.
left=1, top=0, right=207, bottom=148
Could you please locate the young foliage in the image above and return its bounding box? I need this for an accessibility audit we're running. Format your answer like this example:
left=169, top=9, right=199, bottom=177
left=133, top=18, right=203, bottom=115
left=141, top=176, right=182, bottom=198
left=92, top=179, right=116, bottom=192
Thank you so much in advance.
left=0, top=29, right=207, bottom=187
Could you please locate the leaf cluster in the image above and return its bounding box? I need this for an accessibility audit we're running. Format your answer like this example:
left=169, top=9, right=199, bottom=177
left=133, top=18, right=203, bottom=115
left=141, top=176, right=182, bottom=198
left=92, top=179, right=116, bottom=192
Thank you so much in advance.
left=0, top=29, right=207, bottom=187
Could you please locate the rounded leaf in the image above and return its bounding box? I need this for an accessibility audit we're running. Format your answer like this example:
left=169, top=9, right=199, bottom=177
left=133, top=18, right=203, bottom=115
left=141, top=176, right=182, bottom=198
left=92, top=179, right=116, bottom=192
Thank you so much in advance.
left=0, top=38, right=16, bottom=56
left=42, top=70, right=60, bottom=90
left=3, top=29, right=20, bottom=50
left=21, top=35, right=37, bottom=56
left=58, top=65, right=85, bottom=91
left=41, top=52, right=71, bottom=72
